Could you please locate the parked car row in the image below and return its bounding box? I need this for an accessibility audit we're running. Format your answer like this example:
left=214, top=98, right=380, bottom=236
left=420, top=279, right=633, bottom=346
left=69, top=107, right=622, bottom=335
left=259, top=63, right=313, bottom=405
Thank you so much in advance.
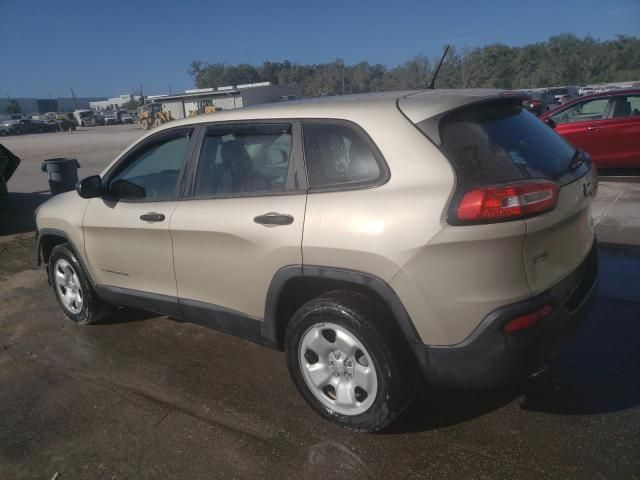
left=97, top=110, right=137, bottom=126
left=0, top=117, right=59, bottom=136
left=0, top=109, right=140, bottom=135
left=520, top=83, right=639, bottom=116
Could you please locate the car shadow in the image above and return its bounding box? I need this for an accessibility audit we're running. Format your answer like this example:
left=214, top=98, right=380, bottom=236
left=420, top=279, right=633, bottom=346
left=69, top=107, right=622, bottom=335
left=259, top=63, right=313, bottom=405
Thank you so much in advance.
left=96, top=307, right=160, bottom=325
left=0, top=191, right=51, bottom=236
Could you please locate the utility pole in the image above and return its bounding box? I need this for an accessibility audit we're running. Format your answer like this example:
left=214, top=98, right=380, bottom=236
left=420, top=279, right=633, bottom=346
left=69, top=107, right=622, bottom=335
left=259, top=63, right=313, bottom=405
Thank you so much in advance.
left=169, top=84, right=172, bottom=95
left=70, top=87, right=78, bottom=109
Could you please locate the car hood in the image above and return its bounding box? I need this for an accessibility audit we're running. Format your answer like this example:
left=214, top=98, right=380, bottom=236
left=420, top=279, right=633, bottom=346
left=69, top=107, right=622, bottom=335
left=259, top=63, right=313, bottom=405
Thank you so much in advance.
left=0, top=144, right=20, bottom=182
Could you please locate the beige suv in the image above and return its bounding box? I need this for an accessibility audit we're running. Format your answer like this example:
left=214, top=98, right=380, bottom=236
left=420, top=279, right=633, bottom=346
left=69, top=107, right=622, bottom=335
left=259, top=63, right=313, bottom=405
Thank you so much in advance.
left=36, top=90, right=598, bottom=431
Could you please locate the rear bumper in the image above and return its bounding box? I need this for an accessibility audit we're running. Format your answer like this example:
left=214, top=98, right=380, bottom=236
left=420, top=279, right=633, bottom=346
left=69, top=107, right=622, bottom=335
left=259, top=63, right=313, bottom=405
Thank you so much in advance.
left=419, top=240, right=598, bottom=390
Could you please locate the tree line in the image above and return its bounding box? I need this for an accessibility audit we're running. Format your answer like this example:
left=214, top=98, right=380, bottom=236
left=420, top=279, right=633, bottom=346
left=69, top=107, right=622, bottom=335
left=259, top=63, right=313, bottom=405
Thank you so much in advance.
left=188, top=34, right=640, bottom=97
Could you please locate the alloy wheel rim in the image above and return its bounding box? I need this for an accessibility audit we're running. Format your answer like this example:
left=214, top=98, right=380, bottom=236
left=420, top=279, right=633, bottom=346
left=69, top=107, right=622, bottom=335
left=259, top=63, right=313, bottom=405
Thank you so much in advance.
left=53, top=259, right=83, bottom=314
left=299, top=322, right=378, bottom=416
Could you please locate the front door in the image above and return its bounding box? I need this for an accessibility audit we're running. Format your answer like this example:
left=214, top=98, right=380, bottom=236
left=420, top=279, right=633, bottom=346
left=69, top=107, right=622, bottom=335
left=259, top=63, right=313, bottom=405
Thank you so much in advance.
left=170, top=122, right=306, bottom=326
left=83, top=128, right=194, bottom=298
left=550, top=97, right=610, bottom=164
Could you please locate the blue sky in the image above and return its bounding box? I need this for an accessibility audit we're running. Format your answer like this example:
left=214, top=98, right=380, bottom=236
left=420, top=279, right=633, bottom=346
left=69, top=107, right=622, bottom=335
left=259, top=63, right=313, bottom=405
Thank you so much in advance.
left=1, top=0, right=638, bottom=98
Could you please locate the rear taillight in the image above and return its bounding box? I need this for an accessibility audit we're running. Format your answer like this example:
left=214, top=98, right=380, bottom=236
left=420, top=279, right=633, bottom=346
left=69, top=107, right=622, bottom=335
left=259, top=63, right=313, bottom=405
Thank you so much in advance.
left=503, top=304, right=553, bottom=333
left=456, top=181, right=559, bottom=224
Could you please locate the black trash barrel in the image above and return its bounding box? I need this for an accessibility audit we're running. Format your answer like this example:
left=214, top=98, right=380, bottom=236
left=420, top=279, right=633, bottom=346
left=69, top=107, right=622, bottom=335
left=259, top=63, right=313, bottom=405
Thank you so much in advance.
left=41, top=158, right=80, bottom=195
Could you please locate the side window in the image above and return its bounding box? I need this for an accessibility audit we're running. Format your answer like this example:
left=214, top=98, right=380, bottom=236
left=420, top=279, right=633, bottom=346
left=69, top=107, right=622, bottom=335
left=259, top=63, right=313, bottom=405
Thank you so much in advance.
left=194, top=123, right=292, bottom=197
left=550, top=98, right=609, bottom=124
left=303, top=122, right=382, bottom=189
left=109, top=130, right=191, bottom=201
left=629, top=96, right=640, bottom=116
left=611, top=95, right=640, bottom=118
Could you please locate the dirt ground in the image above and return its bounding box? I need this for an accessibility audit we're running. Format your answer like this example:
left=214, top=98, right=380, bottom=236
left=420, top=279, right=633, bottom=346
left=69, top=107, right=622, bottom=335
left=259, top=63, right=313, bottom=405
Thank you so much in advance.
left=0, top=128, right=639, bottom=479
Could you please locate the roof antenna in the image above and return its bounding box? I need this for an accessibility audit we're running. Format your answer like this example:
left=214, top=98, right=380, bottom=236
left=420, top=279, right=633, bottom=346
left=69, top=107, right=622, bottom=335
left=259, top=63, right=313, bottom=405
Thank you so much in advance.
left=426, top=45, right=450, bottom=89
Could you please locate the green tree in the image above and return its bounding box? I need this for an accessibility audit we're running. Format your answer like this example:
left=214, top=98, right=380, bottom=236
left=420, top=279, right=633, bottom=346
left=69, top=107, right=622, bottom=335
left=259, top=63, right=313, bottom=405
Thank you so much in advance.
left=5, top=98, right=20, bottom=115
left=188, top=34, right=640, bottom=96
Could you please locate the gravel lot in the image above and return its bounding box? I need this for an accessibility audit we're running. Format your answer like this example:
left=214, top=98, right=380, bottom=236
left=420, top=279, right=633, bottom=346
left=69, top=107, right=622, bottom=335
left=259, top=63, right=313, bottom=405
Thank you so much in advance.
left=0, top=128, right=639, bottom=479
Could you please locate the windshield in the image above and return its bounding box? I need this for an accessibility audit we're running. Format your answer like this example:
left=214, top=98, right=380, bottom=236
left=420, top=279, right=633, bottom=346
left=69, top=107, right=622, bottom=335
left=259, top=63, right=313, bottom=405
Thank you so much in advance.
left=79, top=111, right=94, bottom=118
left=419, top=100, right=579, bottom=187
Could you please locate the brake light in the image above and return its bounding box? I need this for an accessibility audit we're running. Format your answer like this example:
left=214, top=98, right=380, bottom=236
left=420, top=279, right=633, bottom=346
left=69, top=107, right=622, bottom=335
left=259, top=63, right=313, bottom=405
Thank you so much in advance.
left=503, top=304, right=553, bottom=333
left=457, top=181, right=559, bottom=223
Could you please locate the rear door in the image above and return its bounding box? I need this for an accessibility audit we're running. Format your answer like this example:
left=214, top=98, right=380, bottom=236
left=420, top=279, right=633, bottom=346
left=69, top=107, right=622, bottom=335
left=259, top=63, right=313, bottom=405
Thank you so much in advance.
left=170, top=121, right=307, bottom=328
left=549, top=97, right=611, bottom=164
left=598, top=94, right=640, bottom=168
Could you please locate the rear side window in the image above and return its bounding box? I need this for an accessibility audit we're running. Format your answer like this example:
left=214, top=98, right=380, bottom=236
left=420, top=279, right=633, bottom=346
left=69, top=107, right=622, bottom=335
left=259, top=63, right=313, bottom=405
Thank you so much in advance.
left=303, top=122, right=383, bottom=189
left=423, top=101, right=577, bottom=187
left=611, top=95, right=640, bottom=118
left=194, top=123, right=292, bottom=197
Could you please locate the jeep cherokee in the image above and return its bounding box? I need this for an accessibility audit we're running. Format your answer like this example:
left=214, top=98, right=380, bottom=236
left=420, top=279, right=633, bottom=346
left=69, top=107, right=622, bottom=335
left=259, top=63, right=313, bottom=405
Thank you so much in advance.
left=36, top=89, right=598, bottom=431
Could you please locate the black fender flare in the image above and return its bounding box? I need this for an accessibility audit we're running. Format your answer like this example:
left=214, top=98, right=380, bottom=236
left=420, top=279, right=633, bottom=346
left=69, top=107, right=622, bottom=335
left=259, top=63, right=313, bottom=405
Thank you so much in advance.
left=261, top=265, right=427, bottom=367
left=37, top=228, right=96, bottom=286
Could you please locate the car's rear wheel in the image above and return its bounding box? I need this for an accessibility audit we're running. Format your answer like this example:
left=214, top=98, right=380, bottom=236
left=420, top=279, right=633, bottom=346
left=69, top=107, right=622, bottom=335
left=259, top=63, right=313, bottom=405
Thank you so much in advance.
left=49, top=243, right=111, bottom=325
left=285, top=291, right=416, bottom=432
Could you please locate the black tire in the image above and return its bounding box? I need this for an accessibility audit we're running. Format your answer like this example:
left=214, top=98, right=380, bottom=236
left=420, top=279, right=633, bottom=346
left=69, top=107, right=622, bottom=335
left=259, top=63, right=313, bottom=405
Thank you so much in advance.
left=48, top=243, right=111, bottom=325
left=285, top=291, right=416, bottom=432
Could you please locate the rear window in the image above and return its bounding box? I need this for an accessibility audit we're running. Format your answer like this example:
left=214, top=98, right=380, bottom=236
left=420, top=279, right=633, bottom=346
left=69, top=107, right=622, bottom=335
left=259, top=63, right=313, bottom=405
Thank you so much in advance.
left=420, top=101, right=577, bottom=187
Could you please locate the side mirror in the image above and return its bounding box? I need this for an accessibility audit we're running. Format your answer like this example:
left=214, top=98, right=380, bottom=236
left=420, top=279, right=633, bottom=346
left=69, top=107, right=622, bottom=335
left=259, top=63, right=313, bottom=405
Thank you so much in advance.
left=109, top=179, right=146, bottom=200
left=543, top=117, right=557, bottom=129
left=76, top=175, right=103, bottom=198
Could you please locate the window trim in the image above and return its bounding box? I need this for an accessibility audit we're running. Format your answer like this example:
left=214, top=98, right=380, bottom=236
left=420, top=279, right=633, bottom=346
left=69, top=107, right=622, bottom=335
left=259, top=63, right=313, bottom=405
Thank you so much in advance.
left=101, top=126, right=196, bottom=203
left=301, top=118, right=390, bottom=193
left=182, top=119, right=307, bottom=201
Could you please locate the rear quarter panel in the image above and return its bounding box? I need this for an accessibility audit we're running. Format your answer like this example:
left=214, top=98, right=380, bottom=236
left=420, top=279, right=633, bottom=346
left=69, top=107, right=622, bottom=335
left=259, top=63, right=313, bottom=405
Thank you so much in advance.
left=301, top=106, right=454, bottom=281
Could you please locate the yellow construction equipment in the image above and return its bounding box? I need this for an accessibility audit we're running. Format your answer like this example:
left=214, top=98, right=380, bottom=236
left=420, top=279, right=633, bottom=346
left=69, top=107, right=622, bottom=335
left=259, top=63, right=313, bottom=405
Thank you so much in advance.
left=138, top=104, right=172, bottom=130
left=189, top=104, right=219, bottom=117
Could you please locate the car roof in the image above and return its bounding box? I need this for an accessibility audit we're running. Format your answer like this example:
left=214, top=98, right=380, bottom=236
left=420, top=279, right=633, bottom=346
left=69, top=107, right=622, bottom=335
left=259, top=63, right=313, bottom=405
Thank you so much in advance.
left=153, top=88, right=513, bottom=133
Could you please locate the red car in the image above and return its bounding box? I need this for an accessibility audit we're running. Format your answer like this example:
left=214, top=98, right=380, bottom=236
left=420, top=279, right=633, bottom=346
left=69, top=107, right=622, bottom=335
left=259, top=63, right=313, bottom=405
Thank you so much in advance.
left=539, top=89, right=640, bottom=168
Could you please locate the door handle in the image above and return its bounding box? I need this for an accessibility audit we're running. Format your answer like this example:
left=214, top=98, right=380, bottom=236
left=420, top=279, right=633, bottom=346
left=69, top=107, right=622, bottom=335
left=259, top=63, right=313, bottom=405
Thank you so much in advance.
left=253, top=212, right=294, bottom=227
left=586, top=125, right=602, bottom=131
left=140, top=212, right=165, bottom=222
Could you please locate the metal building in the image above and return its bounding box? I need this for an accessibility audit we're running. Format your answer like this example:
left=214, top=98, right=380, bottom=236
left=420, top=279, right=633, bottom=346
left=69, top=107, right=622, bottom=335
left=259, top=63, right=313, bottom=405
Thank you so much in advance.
left=149, top=83, right=302, bottom=120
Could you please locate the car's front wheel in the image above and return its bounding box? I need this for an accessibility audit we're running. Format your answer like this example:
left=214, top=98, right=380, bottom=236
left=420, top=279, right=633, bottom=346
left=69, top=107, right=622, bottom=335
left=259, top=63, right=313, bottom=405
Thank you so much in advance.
left=48, top=243, right=111, bottom=325
left=285, top=291, right=416, bottom=432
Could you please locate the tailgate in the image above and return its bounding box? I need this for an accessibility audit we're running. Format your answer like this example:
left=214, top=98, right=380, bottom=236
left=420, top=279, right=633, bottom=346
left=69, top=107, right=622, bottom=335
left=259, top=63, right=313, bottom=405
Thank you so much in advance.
left=522, top=168, right=597, bottom=295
